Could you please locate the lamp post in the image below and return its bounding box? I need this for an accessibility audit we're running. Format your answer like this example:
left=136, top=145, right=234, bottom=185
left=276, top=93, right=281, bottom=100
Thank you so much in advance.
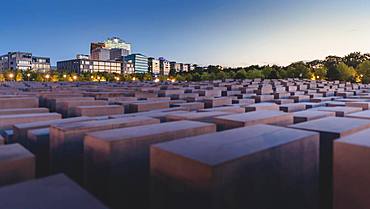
left=8, top=73, right=14, bottom=82
left=27, top=73, right=31, bottom=81
left=45, top=74, right=50, bottom=82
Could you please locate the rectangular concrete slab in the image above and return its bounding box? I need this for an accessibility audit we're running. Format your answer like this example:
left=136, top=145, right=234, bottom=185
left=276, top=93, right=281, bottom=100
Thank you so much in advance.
left=50, top=116, right=160, bottom=182
left=0, top=97, right=38, bottom=109
left=128, top=101, right=170, bottom=113
left=0, top=144, right=35, bottom=186
left=13, top=116, right=92, bottom=146
left=203, top=97, right=232, bottom=108
left=0, top=108, right=49, bottom=115
left=72, top=105, right=124, bottom=117
left=290, top=117, right=370, bottom=209
left=0, top=174, right=109, bottom=209
left=0, top=113, right=62, bottom=129
left=213, top=110, right=293, bottom=130
left=333, top=129, right=370, bottom=209
left=84, top=120, right=216, bottom=209
left=150, top=125, right=319, bottom=209
left=314, top=106, right=363, bottom=117
left=245, top=103, right=279, bottom=112
left=165, top=111, right=232, bottom=123
left=293, top=110, right=336, bottom=123
left=279, top=103, right=306, bottom=112
left=346, top=110, right=370, bottom=120
left=197, top=106, right=245, bottom=113
left=27, top=128, right=51, bottom=177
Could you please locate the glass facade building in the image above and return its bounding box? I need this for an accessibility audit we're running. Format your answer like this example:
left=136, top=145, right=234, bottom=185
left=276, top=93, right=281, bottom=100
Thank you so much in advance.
left=124, top=54, right=148, bottom=74
left=57, top=56, right=122, bottom=74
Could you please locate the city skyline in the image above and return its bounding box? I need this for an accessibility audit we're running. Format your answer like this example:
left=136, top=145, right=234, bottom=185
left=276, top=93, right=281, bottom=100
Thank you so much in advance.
left=2, top=0, right=370, bottom=67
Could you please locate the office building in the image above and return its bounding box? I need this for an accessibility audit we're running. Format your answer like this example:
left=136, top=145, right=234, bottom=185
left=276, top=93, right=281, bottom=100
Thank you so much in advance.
left=123, top=60, right=135, bottom=74
left=148, top=57, right=160, bottom=75
left=124, top=54, right=148, bottom=74
left=159, top=57, right=170, bottom=76
left=57, top=55, right=122, bottom=74
left=170, top=62, right=181, bottom=73
left=90, top=48, right=110, bottom=61
left=91, top=37, right=131, bottom=61
left=0, top=52, right=50, bottom=72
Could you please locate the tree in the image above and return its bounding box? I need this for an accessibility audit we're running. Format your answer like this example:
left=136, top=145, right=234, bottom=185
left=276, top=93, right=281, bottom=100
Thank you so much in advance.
left=261, top=66, right=273, bottom=78
left=343, top=52, right=368, bottom=68
left=245, top=69, right=264, bottom=79
left=286, top=62, right=311, bottom=79
left=337, top=63, right=357, bottom=82
left=216, top=71, right=226, bottom=80
left=200, top=72, right=210, bottom=81
left=0, top=74, right=5, bottom=82
left=357, top=60, right=370, bottom=83
left=235, top=70, right=248, bottom=79
left=313, top=66, right=328, bottom=80
left=143, top=73, right=152, bottom=81
left=15, top=72, right=23, bottom=81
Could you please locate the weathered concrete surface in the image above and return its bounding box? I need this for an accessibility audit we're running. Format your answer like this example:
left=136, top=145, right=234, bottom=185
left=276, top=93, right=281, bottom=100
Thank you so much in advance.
left=0, top=113, right=62, bottom=129
left=84, top=120, right=216, bottom=209
left=0, top=174, right=109, bottom=209
left=0, top=144, right=35, bottom=186
left=150, top=125, right=319, bottom=209
left=290, top=117, right=370, bottom=209
left=50, top=116, right=160, bottom=182
left=213, top=110, right=293, bottom=130
left=333, top=129, right=370, bottom=209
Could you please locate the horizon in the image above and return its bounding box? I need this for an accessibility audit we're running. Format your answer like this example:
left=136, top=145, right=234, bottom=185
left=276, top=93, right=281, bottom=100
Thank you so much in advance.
left=2, top=0, right=370, bottom=67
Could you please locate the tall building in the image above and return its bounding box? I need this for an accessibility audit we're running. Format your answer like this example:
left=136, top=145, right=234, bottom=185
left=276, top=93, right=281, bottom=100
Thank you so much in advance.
left=90, top=48, right=110, bottom=61
left=0, top=52, right=50, bottom=72
left=159, top=57, right=170, bottom=76
left=148, top=57, right=160, bottom=75
left=124, top=54, right=148, bottom=74
left=91, top=37, right=131, bottom=61
left=57, top=55, right=122, bottom=74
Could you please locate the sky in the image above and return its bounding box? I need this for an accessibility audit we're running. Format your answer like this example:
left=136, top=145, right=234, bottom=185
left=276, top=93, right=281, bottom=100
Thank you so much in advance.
left=1, top=0, right=370, bottom=67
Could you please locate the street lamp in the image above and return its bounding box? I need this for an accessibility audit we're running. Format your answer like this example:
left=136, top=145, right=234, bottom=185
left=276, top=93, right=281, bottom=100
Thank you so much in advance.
left=27, top=73, right=31, bottom=81
left=8, top=73, right=14, bottom=81
left=132, top=77, right=136, bottom=81
left=63, top=74, right=67, bottom=79
left=73, top=75, right=77, bottom=81
left=45, top=74, right=50, bottom=82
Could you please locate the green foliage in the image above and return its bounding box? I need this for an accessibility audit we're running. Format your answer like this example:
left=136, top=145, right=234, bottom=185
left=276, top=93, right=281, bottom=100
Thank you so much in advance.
left=235, top=70, right=248, bottom=79
left=313, top=66, right=328, bottom=80
left=286, top=62, right=311, bottom=79
left=246, top=69, right=264, bottom=79
left=337, top=63, right=357, bottom=82
left=358, top=60, right=370, bottom=83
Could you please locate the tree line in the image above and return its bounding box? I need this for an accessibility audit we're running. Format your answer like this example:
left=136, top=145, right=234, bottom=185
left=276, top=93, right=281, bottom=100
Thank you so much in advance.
left=172, top=52, right=370, bottom=83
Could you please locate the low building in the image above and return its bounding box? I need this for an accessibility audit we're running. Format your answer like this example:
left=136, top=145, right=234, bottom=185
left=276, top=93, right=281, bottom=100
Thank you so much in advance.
left=148, top=57, right=160, bottom=75
left=0, top=52, right=51, bottom=72
left=124, top=54, right=148, bottom=74
left=170, top=62, right=181, bottom=73
left=159, top=57, right=170, bottom=76
left=123, top=60, right=135, bottom=74
left=57, top=55, right=122, bottom=74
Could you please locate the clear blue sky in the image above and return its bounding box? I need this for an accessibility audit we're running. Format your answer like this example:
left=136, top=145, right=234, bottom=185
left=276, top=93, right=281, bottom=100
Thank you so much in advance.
left=1, top=0, right=370, bottom=67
